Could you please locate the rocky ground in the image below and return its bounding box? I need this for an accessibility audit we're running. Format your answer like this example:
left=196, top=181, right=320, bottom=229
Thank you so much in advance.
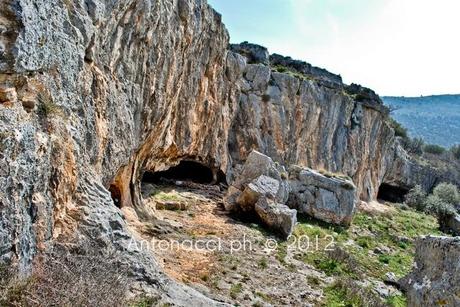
left=126, top=181, right=443, bottom=307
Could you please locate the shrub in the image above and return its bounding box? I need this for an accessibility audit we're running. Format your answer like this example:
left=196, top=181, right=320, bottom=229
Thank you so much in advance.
left=423, top=194, right=456, bottom=219
left=230, top=283, right=243, bottom=299
left=450, top=144, right=460, bottom=160
left=261, top=94, right=271, bottom=102
left=401, top=137, right=424, bottom=155
left=389, top=118, right=408, bottom=139
left=0, top=243, right=129, bottom=307
left=432, top=183, right=460, bottom=206
left=423, top=144, right=446, bottom=155
left=404, top=185, right=427, bottom=211
left=37, top=92, right=61, bottom=118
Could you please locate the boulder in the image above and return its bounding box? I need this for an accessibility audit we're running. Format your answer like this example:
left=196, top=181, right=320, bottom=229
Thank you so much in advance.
left=229, top=150, right=290, bottom=206
left=444, top=213, right=460, bottom=236
left=254, top=197, right=297, bottom=239
left=288, top=166, right=357, bottom=225
left=225, top=150, right=294, bottom=237
left=401, top=236, right=460, bottom=307
left=236, top=175, right=280, bottom=211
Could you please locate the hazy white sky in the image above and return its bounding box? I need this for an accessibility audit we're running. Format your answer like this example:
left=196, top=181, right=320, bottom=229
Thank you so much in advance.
left=208, top=0, right=460, bottom=96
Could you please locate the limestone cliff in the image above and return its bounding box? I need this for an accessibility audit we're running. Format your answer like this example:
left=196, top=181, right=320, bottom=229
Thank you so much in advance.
left=227, top=45, right=394, bottom=201
left=0, top=0, right=444, bottom=303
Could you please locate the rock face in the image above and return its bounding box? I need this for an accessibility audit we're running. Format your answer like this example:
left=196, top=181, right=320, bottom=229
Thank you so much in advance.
left=383, top=140, right=460, bottom=195
left=401, top=236, right=460, bottom=307
left=0, top=0, right=236, bottom=303
left=0, top=0, right=440, bottom=302
left=228, top=43, right=395, bottom=202
left=288, top=166, right=357, bottom=226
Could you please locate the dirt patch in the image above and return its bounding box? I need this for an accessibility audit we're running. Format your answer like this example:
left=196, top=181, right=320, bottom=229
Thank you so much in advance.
left=127, top=182, right=325, bottom=306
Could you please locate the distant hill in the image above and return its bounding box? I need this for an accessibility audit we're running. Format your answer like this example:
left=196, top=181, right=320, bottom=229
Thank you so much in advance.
left=382, top=95, right=460, bottom=147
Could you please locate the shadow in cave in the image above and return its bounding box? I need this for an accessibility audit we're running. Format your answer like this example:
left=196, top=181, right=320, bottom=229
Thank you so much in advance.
left=142, top=160, right=214, bottom=185
left=377, top=183, right=409, bottom=203
left=109, top=184, right=122, bottom=208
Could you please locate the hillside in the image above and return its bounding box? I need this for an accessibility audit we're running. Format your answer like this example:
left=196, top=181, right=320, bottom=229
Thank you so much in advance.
left=383, top=95, right=460, bottom=147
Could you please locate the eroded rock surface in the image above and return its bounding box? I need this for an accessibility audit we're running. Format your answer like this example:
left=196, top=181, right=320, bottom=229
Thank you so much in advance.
left=0, top=0, right=453, bottom=304
left=288, top=166, right=357, bottom=226
left=401, top=236, right=460, bottom=307
left=228, top=44, right=395, bottom=201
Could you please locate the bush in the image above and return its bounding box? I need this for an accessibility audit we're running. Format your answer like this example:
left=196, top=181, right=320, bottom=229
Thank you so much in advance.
left=423, top=144, right=446, bottom=155
left=389, top=118, right=408, bottom=139
left=0, top=243, right=129, bottom=307
left=401, top=137, right=424, bottom=155
left=423, top=194, right=456, bottom=219
left=404, top=185, right=427, bottom=211
left=450, top=144, right=460, bottom=160
left=432, top=183, right=460, bottom=206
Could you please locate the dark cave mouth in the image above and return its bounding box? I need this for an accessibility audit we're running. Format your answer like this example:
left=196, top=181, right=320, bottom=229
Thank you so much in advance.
left=377, top=183, right=409, bottom=203
left=142, top=160, right=217, bottom=185
left=109, top=184, right=122, bottom=208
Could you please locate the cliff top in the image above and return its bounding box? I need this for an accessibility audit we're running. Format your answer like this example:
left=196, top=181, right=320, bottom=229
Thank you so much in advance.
left=230, top=41, right=385, bottom=110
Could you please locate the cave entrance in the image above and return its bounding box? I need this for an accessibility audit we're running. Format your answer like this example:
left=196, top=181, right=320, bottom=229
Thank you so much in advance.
left=377, top=183, right=409, bottom=203
left=109, top=184, right=122, bottom=208
left=142, top=160, right=214, bottom=184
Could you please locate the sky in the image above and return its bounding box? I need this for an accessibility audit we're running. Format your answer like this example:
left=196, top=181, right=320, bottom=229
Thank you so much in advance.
left=207, top=0, right=460, bottom=97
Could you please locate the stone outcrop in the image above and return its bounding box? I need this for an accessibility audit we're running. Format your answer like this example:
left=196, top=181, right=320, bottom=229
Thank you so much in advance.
left=255, top=197, right=297, bottom=239
left=288, top=166, right=357, bottom=226
left=230, top=41, right=269, bottom=65
left=226, top=151, right=358, bottom=233
left=383, top=140, right=460, bottom=195
left=225, top=150, right=295, bottom=238
left=401, top=236, right=460, bottom=307
left=443, top=214, right=460, bottom=236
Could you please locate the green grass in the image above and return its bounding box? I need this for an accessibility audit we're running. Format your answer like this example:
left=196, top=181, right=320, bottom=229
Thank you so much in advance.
left=230, top=283, right=243, bottom=299
left=387, top=295, right=407, bottom=307
left=151, top=190, right=183, bottom=202
left=254, top=291, right=273, bottom=303
left=323, top=283, right=362, bottom=307
left=37, top=92, right=61, bottom=118
left=129, top=296, right=160, bottom=307
left=272, top=64, right=316, bottom=81
left=294, top=207, right=440, bottom=306
left=258, top=257, right=268, bottom=269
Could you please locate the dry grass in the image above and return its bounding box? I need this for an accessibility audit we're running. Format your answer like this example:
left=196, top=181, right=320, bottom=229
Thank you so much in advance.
left=0, top=243, right=129, bottom=307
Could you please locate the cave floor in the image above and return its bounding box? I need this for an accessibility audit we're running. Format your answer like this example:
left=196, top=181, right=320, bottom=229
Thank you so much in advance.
left=123, top=182, right=441, bottom=306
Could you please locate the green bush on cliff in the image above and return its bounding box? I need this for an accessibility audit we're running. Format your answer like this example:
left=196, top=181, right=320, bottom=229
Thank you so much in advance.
left=401, top=137, right=424, bottom=155
left=423, top=195, right=456, bottom=219
left=389, top=118, right=408, bottom=138
left=423, top=144, right=446, bottom=155
left=450, top=144, right=460, bottom=160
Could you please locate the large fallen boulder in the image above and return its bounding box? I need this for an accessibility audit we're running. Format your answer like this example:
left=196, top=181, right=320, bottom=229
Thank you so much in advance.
left=288, top=166, right=357, bottom=226
left=400, top=236, right=460, bottom=307
left=255, top=197, right=297, bottom=238
left=225, top=150, right=295, bottom=238
left=225, top=150, right=290, bottom=211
